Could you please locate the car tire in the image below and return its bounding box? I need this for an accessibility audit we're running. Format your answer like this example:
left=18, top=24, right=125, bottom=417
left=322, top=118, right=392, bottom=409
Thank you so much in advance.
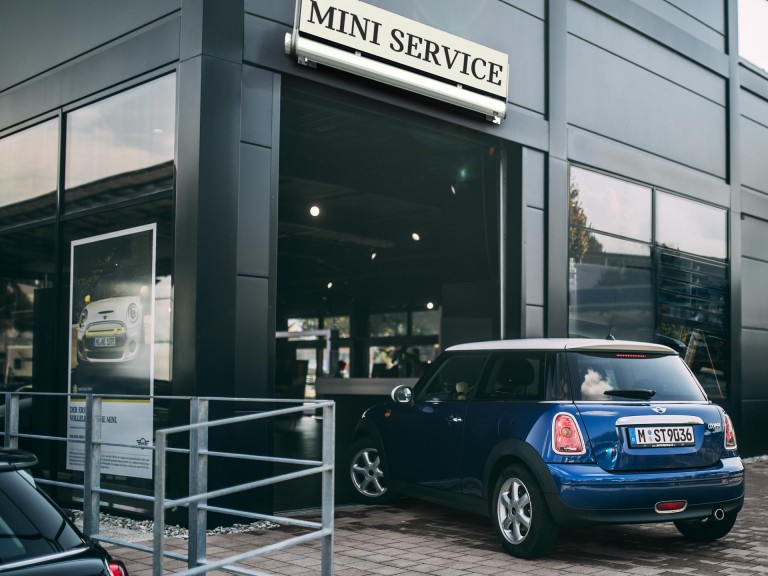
left=348, top=437, right=397, bottom=504
left=491, top=464, right=558, bottom=559
left=674, top=511, right=737, bottom=541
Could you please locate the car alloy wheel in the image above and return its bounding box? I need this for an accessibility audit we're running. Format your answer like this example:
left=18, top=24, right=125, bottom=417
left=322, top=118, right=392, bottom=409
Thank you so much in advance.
left=492, top=465, right=558, bottom=558
left=349, top=438, right=394, bottom=504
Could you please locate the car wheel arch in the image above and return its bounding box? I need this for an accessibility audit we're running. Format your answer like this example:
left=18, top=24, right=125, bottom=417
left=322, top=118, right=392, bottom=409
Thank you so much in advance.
left=483, top=439, right=558, bottom=506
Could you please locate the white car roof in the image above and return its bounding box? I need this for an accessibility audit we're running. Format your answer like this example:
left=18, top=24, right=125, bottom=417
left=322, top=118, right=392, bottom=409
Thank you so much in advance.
left=446, top=338, right=675, bottom=354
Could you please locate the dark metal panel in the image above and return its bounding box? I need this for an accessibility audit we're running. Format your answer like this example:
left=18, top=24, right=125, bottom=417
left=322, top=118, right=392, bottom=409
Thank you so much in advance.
left=742, top=188, right=768, bottom=221
left=547, top=157, right=569, bottom=337
left=0, top=16, right=181, bottom=131
left=741, top=64, right=768, bottom=101
left=742, top=214, right=768, bottom=262
left=243, top=15, right=549, bottom=150
left=567, top=35, right=726, bottom=179
left=569, top=1, right=725, bottom=105
left=0, top=0, right=180, bottom=93
left=742, top=258, right=768, bottom=330
left=578, top=0, right=728, bottom=74
left=523, top=147, right=546, bottom=210
left=525, top=206, right=545, bottom=307
left=235, top=276, right=271, bottom=398
left=174, top=55, right=241, bottom=397
left=741, top=329, right=768, bottom=400
left=238, top=143, right=272, bottom=277
left=739, top=399, right=768, bottom=456
left=180, top=0, right=243, bottom=64
left=525, top=305, right=544, bottom=337
left=241, top=66, right=275, bottom=147
left=244, top=0, right=294, bottom=24
left=664, top=0, right=726, bottom=33
left=741, top=89, right=768, bottom=126
left=631, top=0, right=724, bottom=48
left=567, top=127, right=730, bottom=207
left=740, top=117, right=768, bottom=194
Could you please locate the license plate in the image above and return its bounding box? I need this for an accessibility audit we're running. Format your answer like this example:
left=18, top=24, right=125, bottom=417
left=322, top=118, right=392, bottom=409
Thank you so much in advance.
left=93, top=336, right=116, bottom=348
left=628, top=426, right=694, bottom=447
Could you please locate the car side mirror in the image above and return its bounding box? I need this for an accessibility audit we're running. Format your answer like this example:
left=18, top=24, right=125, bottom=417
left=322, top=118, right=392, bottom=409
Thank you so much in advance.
left=391, top=385, right=413, bottom=404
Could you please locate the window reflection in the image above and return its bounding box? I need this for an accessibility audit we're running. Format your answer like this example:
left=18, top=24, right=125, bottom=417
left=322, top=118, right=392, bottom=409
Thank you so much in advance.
left=568, top=229, right=653, bottom=342
left=0, top=226, right=56, bottom=391
left=656, top=193, right=727, bottom=260
left=65, top=74, right=175, bottom=211
left=0, top=119, right=59, bottom=228
left=570, top=166, right=651, bottom=242
left=368, top=312, right=407, bottom=337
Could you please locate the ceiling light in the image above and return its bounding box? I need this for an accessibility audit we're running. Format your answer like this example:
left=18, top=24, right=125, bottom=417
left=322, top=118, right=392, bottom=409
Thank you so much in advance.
left=411, top=233, right=420, bottom=241
left=327, top=281, right=333, bottom=289
left=426, top=302, right=434, bottom=310
left=371, top=252, right=377, bottom=260
left=450, top=184, right=457, bottom=195
left=310, top=205, right=321, bottom=217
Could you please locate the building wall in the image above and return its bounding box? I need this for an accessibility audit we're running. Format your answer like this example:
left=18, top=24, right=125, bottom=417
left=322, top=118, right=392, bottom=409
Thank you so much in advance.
left=1, top=0, right=767, bottom=454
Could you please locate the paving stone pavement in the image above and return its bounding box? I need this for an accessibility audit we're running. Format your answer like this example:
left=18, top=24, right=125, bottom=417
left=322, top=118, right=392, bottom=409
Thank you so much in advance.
left=109, top=460, right=768, bottom=575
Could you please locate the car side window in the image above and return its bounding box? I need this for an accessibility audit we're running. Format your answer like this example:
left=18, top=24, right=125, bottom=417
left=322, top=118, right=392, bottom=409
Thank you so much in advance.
left=477, top=352, right=547, bottom=401
left=416, top=354, right=487, bottom=402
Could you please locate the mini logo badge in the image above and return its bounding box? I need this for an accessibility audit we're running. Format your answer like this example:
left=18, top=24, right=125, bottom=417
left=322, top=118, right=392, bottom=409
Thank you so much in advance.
left=652, top=406, right=666, bottom=414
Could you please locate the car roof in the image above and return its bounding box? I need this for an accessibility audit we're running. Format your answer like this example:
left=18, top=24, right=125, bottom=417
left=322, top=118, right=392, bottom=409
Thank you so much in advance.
left=446, top=338, right=675, bottom=354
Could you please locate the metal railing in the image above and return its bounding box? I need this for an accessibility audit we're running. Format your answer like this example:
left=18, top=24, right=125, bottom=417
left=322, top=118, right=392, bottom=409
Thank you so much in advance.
left=2, top=390, right=335, bottom=575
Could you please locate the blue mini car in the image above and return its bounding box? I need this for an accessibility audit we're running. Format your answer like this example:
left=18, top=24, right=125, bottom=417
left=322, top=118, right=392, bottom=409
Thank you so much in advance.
left=348, top=339, right=744, bottom=558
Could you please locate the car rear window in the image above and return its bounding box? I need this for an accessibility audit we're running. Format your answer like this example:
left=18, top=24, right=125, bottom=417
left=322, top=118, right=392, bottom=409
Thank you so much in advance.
left=567, top=352, right=707, bottom=402
left=0, top=471, right=84, bottom=566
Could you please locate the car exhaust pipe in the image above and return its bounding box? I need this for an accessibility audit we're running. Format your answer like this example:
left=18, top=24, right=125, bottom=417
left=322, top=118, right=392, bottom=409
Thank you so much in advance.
left=712, top=508, right=725, bottom=521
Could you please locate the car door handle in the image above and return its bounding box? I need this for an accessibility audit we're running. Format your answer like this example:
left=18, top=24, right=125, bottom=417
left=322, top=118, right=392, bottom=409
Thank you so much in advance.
left=446, top=416, right=463, bottom=424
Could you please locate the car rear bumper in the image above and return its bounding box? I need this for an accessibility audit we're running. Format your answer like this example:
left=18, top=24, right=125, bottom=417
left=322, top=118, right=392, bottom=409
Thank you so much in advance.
left=544, top=457, right=744, bottom=527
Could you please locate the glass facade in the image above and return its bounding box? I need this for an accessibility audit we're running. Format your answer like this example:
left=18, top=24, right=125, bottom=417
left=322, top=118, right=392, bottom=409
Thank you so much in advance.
left=0, top=73, right=176, bottom=436
left=276, top=77, right=500, bottom=382
left=569, top=166, right=729, bottom=400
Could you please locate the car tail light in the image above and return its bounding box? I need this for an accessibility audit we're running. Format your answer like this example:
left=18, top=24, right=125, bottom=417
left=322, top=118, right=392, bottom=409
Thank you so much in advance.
left=724, top=414, right=737, bottom=450
left=109, top=560, right=128, bottom=576
left=552, top=412, right=586, bottom=455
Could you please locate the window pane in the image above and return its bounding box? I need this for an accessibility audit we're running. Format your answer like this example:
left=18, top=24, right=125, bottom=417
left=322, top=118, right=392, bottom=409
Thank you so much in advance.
left=657, top=250, right=728, bottom=400
left=368, top=312, right=407, bottom=337
left=287, top=318, right=319, bottom=332
left=412, top=310, right=440, bottom=335
left=656, top=193, right=727, bottom=260
left=417, top=354, right=487, bottom=402
left=739, top=0, right=768, bottom=72
left=570, top=167, right=651, bottom=242
left=0, top=119, right=58, bottom=228
left=324, top=315, right=350, bottom=338
left=568, top=229, right=654, bottom=342
left=65, top=74, right=175, bottom=210
left=0, top=226, right=55, bottom=397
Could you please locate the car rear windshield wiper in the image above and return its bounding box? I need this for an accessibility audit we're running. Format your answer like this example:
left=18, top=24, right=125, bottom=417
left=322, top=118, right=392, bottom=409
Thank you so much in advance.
left=603, top=389, right=656, bottom=400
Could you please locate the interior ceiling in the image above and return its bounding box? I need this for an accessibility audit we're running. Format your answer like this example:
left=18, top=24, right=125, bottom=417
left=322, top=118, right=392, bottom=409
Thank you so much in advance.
left=277, top=79, right=499, bottom=316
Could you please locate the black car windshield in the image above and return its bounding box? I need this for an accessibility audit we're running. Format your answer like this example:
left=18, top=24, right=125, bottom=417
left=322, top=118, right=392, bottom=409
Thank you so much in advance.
left=567, top=352, right=707, bottom=402
left=0, top=471, right=84, bottom=566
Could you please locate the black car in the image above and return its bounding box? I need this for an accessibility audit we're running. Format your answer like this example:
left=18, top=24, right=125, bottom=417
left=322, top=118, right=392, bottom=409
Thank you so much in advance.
left=0, top=448, right=128, bottom=575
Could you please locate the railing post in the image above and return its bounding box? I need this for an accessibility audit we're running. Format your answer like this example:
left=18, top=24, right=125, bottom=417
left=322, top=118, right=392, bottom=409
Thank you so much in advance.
left=83, top=395, right=101, bottom=537
left=4, top=391, right=20, bottom=448
left=153, top=430, right=167, bottom=576
left=188, top=398, right=209, bottom=568
left=321, top=401, right=335, bottom=576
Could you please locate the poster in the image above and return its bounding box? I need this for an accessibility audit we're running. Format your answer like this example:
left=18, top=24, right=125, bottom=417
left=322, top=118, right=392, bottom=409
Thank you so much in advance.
left=67, top=224, right=156, bottom=479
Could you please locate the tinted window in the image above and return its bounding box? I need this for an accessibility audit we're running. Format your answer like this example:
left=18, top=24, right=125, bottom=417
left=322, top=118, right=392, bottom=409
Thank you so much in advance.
left=417, top=354, right=487, bottom=402
left=567, top=352, right=707, bottom=402
left=0, top=472, right=84, bottom=565
left=477, top=352, right=547, bottom=401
